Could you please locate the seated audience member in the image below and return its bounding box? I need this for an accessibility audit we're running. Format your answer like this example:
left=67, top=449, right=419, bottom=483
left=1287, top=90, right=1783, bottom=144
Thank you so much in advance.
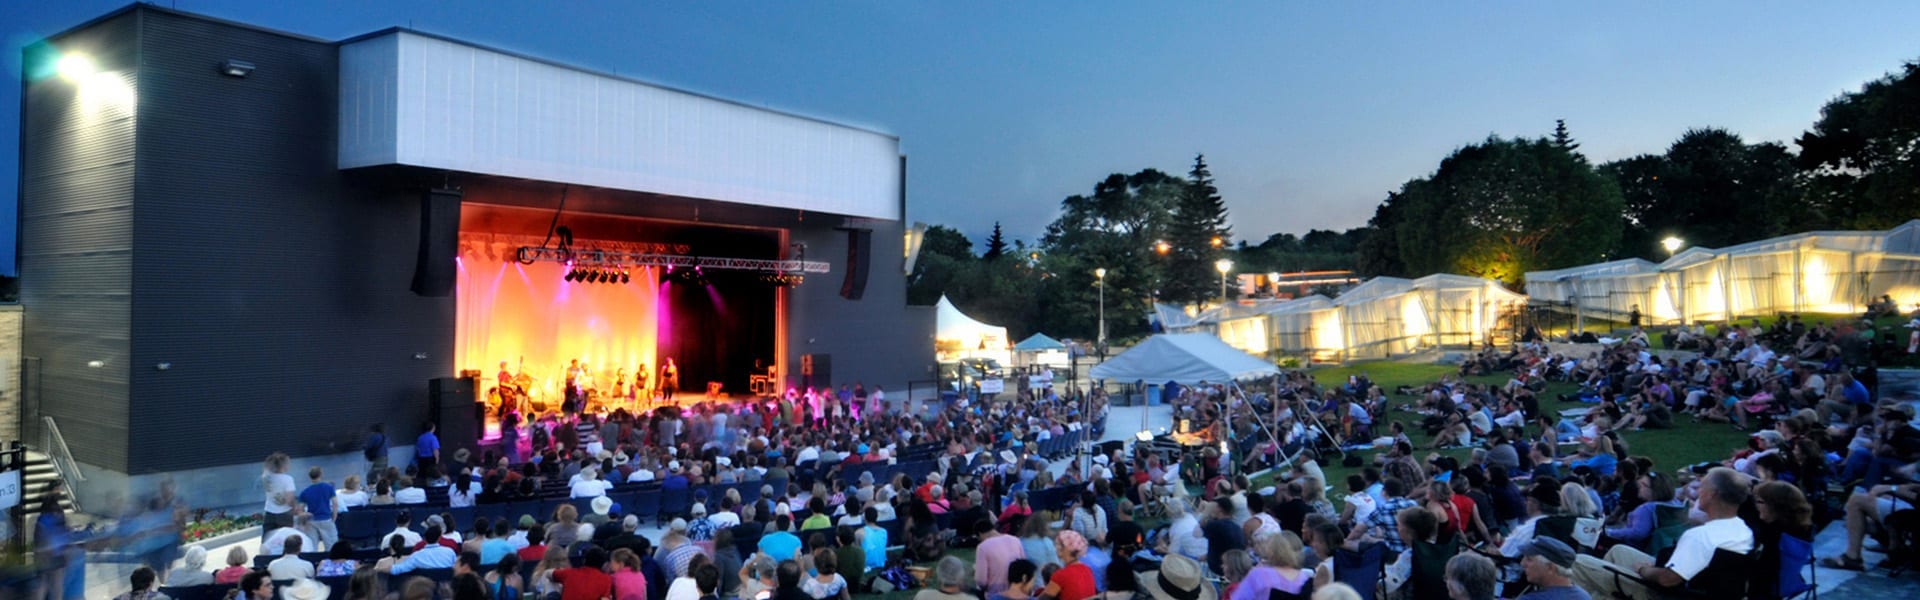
left=1570, top=468, right=1752, bottom=599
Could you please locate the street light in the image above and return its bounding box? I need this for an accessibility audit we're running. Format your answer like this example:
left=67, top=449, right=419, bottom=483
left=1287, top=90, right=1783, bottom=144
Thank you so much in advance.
left=1268, top=271, right=1281, bottom=296
left=1154, top=240, right=1171, bottom=255
left=1215, top=258, right=1233, bottom=306
left=1094, top=268, right=1107, bottom=347
left=1661, top=236, right=1684, bottom=257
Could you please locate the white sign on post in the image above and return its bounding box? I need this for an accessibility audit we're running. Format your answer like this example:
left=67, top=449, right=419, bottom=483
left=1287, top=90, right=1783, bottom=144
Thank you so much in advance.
left=0, top=470, right=21, bottom=511
left=980, top=379, right=1004, bottom=394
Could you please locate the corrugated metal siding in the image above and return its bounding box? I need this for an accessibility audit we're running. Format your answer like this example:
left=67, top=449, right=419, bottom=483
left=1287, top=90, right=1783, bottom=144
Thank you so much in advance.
left=127, top=10, right=454, bottom=474
left=18, top=12, right=140, bottom=470
left=785, top=220, right=935, bottom=393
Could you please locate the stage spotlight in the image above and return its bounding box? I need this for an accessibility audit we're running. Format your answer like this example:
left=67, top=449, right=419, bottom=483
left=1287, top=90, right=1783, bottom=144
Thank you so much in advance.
left=563, top=269, right=576, bottom=282
left=597, top=270, right=609, bottom=283
left=620, top=270, right=631, bottom=284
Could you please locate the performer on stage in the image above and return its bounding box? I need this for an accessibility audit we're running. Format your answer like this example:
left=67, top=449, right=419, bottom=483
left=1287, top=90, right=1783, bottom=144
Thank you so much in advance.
left=638, top=362, right=651, bottom=401
left=659, top=359, right=679, bottom=401
left=564, top=359, right=589, bottom=415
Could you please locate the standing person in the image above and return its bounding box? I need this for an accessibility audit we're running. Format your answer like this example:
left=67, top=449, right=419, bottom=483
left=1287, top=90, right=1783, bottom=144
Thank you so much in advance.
left=300, top=466, right=341, bottom=549
left=34, top=483, right=82, bottom=600
left=416, top=421, right=442, bottom=474
left=262, top=453, right=298, bottom=538
left=365, top=424, right=390, bottom=480
left=662, top=359, right=680, bottom=402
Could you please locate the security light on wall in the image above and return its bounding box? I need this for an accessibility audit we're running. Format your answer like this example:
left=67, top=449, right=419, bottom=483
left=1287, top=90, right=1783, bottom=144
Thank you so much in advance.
left=219, top=59, right=254, bottom=78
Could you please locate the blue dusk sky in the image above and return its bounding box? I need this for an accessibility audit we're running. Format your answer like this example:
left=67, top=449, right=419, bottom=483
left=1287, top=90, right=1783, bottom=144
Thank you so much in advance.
left=3, top=1, right=1919, bottom=273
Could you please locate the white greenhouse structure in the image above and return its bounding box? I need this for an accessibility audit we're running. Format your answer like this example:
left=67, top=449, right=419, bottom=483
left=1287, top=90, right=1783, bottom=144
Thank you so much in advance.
left=1167, top=273, right=1527, bottom=362
left=1525, top=220, right=1920, bottom=326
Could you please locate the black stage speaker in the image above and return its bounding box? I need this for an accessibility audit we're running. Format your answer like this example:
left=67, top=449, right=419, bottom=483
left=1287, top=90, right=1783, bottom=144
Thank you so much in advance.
left=801, top=353, right=831, bottom=391
left=427, top=376, right=481, bottom=456
left=839, top=229, right=871, bottom=300
left=411, top=188, right=464, bottom=297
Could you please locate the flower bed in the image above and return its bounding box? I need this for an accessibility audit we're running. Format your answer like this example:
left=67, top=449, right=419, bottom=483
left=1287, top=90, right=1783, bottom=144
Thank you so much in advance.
left=182, top=511, right=261, bottom=543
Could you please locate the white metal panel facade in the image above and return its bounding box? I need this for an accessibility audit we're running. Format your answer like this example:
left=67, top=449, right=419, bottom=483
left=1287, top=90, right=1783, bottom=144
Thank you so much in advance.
left=339, top=31, right=902, bottom=221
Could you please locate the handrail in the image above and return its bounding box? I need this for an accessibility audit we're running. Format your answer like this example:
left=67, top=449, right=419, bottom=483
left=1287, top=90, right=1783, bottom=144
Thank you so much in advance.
left=42, top=416, right=85, bottom=514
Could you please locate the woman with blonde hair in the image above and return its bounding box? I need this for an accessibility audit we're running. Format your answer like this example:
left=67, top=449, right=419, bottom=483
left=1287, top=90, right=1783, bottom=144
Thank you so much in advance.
left=530, top=544, right=570, bottom=598
left=261, top=452, right=297, bottom=535
left=1300, top=477, right=1337, bottom=521
left=547, top=503, right=581, bottom=548
left=214, top=547, right=250, bottom=585
left=337, top=474, right=370, bottom=508
left=1019, top=512, right=1061, bottom=568
left=1228, top=532, right=1310, bottom=600
left=608, top=548, right=648, bottom=600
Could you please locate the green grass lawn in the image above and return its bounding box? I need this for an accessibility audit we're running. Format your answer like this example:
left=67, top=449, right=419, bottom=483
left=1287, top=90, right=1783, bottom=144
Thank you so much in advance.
left=1253, top=360, right=1749, bottom=500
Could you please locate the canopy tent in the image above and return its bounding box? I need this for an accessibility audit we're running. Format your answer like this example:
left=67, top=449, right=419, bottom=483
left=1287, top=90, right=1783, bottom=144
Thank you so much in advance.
left=935, top=295, right=1011, bottom=364
left=1089, top=333, right=1280, bottom=384
left=1013, top=333, right=1066, bottom=352
left=1012, top=332, right=1070, bottom=370
left=1526, top=220, right=1920, bottom=325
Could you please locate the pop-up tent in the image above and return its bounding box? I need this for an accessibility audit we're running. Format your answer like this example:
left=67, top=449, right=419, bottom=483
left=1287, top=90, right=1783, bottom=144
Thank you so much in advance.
left=935, top=295, right=1010, bottom=364
left=1012, top=333, right=1070, bottom=370
left=1089, top=333, right=1279, bottom=384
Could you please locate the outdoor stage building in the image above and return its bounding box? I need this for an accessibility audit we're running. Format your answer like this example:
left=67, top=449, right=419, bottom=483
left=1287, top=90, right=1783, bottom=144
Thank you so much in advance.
left=19, top=5, right=934, bottom=510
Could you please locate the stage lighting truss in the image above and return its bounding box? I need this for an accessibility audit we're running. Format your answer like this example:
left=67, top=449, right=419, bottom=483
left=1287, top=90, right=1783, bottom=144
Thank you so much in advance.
left=760, top=273, right=806, bottom=287
left=520, top=246, right=831, bottom=276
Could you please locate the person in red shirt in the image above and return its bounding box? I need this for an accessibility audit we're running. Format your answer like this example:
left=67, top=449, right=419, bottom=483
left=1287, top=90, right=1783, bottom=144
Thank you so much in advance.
left=1428, top=477, right=1495, bottom=545
left=551, top=547, right=614, bottom=600
left=1042, top=530, right=1096, bottom=600
left=516, top=524, right=549, bottom=563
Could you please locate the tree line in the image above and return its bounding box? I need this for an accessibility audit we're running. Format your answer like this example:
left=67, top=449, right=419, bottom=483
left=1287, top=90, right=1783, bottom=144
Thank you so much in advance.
left=913, top=57, right=1920, bottom=343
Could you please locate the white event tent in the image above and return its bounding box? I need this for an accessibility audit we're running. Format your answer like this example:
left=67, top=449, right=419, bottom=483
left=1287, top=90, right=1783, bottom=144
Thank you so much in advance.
left=1525, top=220, right=1920, bottom=325
left=1088, top=333, right=1280, bottom=384
left=935, top=295, right=1011, bottom=364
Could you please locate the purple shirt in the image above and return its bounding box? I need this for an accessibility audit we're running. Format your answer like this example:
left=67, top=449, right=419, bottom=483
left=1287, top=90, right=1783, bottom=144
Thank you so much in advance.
left=974, top=534, right=1027, bottom=594
left=1228, top=567, right=1312, bottom=600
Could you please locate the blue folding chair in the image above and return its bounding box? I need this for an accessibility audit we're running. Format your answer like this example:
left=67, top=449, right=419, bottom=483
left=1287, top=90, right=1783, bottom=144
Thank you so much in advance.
left=1777, top=533, right=1816, bottom=600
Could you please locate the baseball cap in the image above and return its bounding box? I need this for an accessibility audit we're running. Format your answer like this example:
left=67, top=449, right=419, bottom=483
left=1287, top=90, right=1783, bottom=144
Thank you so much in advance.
left=1521, top=537, right=1576, bottom=568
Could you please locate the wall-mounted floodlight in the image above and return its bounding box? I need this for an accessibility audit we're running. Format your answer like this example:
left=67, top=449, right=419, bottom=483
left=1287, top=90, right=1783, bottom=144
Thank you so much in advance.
left=220, top=59, right=254, bottom=78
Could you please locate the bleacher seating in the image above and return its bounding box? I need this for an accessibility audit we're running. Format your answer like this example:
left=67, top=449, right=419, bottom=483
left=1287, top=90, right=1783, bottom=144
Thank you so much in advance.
left=160, top=584, right=232, bottom=600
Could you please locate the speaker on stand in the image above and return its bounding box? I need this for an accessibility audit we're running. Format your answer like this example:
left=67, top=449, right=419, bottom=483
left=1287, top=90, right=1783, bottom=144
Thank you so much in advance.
left=428, top=377, right=481, bottom=461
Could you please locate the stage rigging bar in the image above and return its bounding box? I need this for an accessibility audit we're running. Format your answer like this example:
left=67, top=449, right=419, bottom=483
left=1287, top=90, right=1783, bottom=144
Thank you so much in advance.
left=516, top=246, right=832, bottom=274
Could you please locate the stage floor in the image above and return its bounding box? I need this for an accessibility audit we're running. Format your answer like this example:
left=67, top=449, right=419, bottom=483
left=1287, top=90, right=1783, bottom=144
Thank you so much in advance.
left=478, top=391, right=770, bottom=440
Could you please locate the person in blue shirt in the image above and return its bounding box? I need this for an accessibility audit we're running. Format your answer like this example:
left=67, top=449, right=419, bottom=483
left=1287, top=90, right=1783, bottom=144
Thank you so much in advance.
left=416, top=421, right=441, bottom=473
left=860, top=508, right=888, bottom=571
left=480, top=521, right=517, bottom=566
left=365, top=424, right=390, bottom=479
left=757, top=515, right=802, bottom=562
left=298, top=466, right=340, bottom=549
left=383, top=526, right=458, bottom=574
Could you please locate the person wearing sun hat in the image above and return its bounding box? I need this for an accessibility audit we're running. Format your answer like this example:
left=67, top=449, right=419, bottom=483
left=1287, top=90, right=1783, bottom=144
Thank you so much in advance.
left=1139, top=554, right=1218, bottom=600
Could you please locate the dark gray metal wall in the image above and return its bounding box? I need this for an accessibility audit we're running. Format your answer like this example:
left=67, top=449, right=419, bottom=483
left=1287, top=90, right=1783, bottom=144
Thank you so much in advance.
left=786, top=220, right=937, bottom=394
left=124, top=9, right=454, bottom=474
left=19, top=11, right=140, bottom=469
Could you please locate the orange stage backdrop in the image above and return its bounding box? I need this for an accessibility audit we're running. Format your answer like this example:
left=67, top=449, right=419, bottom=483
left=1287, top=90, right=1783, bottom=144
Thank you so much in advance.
left=454, top=251, right=661, bottom=401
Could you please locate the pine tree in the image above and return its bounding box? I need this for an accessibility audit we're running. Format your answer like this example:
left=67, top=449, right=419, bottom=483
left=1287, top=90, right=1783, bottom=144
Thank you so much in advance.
left=1553, top=119, right=1580, bottom=152
left=1162, top=154, right=1235, bottom=306
left=982, top=222, right=1009, bottom=261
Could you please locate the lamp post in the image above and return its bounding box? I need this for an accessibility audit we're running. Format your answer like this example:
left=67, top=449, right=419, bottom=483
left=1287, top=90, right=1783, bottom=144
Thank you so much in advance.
left=1661, top=236, right=1684, bottom=258
left=1215, top=258, right=1233, bottom=307
left=1094, top=268, right=1107, bottom=348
